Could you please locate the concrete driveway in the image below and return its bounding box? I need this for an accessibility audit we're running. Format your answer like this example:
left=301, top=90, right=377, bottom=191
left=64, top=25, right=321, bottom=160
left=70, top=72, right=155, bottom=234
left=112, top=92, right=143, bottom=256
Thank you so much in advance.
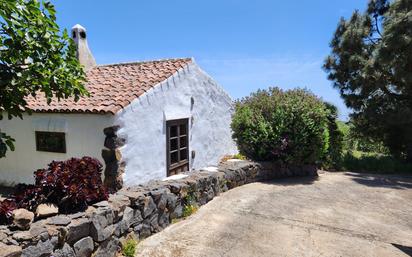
left=136, top=172, right=412, bottom=257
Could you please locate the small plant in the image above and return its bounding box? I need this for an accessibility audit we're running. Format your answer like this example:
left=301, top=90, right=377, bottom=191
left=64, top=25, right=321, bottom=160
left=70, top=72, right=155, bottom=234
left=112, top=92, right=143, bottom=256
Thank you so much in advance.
left=232, top=153, right=246, bottom=160
left=0, top=157, right=108, bottom=225
left=182, top=193, right=198, bottom=218
left=0, top=199, right=17, bottom=224
left=182, top=204, right=198, bottom=218
left=122, top=238, right=138, bottom=257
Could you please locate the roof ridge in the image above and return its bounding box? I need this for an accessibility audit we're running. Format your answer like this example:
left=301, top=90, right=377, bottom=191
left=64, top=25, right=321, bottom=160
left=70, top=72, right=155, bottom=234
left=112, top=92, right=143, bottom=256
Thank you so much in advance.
left=97, top=57, right=193, bottom=68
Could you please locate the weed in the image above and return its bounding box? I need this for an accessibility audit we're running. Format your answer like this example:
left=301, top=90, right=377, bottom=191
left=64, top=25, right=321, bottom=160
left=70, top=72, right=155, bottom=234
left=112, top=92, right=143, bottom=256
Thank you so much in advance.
left=122, top=238, right=138, bottom=257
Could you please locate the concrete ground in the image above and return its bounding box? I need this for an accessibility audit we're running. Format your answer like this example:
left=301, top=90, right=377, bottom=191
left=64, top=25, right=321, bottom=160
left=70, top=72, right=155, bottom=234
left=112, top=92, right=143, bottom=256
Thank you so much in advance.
left=136, top=172, right=412, bottom=257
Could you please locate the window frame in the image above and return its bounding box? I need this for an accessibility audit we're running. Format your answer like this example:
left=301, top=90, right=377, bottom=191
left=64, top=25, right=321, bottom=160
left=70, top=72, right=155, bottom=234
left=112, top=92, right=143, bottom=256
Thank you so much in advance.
left=166, top=118, right=189, bottom=176
left=35, top=131, right=67, bottom=153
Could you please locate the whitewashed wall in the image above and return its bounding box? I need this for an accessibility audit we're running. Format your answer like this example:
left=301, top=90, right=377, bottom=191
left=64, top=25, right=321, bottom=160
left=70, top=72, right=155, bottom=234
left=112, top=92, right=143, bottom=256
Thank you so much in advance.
left=0, top=113, right=113, bottom=186
left=116, top=61, right=237, bottom=186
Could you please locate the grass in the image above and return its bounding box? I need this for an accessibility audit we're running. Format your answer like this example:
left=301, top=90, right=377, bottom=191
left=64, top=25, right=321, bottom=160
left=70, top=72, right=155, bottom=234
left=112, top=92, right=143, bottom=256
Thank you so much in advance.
left=182, top=204, right=198, bottom=218
left=121, top=237, right=138, bottom=257
left=342, top=151, right=412, bottom=174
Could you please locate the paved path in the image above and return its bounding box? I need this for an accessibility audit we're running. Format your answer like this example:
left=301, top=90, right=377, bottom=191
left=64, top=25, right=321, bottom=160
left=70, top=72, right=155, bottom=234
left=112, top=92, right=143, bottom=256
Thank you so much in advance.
left=136, top=172, right=412, bottom=257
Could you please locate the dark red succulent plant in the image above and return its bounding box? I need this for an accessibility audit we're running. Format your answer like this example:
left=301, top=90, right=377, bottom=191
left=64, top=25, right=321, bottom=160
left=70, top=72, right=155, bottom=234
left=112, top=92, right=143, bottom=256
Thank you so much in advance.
left=0, top=199, right=17, bottom=224
left=0, top=156, right=108, bottom=225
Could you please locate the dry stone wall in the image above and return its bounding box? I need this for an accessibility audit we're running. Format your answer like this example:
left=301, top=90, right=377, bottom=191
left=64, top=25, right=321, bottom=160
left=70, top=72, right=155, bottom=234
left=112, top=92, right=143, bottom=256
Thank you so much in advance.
left=0, top=161, right=317, bottom=257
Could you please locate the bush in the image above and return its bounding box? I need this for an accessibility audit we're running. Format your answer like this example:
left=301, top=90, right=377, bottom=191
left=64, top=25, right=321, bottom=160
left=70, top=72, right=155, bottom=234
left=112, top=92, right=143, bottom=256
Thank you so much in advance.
left=231, top=87, right=329, bottom=165
left=32, top=157, right=108, bottom=213
left=342, top=151, right=412, bottom=174
left=0, top=157, right=108, bottom=224
left=322, top=102, right=344, bottom=169
left=0, top=200, right=17, bottom=224
left=122, top=237, right=138, bottom=257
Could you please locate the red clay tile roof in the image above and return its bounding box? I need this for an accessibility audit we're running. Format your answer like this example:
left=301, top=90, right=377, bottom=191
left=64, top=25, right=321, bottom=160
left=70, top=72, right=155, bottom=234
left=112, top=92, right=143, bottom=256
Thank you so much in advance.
left=26, top=58, right=193, bottom=114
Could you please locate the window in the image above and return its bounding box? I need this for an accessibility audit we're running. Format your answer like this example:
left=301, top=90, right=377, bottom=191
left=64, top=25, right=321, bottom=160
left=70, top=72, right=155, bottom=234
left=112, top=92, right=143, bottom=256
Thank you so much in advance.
left=166, top=119, right=189, bottom=176
left=35, top=131, right=66, bottom=153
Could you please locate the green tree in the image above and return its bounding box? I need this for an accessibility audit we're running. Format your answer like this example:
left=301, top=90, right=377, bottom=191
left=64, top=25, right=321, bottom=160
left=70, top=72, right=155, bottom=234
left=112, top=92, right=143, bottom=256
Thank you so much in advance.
left=0, top=0, right=87, bottom=157
left=324, top=0, right=412, bottom=162
left=323, top=102, right=344, bottom=169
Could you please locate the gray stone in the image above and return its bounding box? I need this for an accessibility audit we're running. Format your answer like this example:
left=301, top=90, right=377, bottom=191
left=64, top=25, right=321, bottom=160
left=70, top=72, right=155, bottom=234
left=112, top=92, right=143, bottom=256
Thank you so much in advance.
left=73, top=236, right=94, bottom=257
left=66, top=218, right=90, bottom=245
left=170, top=202, right=183, bottom=219
left=52, top=243, right=75, bottom=257
left=134, top=224, right=151, bottom=239
left=90, top=217, right=114, bottom=242
left=35, top=204, right=58, bottom=219
left=158, top=211, right=170, bottom=228
left=0, top=242, right=22, bottom=257
left=0, top=231, right=7, bottom=241
left=103, top=126, right=120, bottom=137
left=22, top=239, right=54, bottom=257
left=12, top=231, right=32, bottom=241
left=12, top=209, right=34, bottom=230
left=165, top=193, right=178, bottom=210
left=47, top=215, right=71, bottom=226
left=148, top=213, right=160, bottom=232
left=90, top=208, right=116, bottom=242
left=67, top=212, right=85, bottom=219
left=140, top=196, right=156, bottom=218
left=104, top=136, right=125, bottom=150
left=101, top=149, right=121, bottom=164
left=93, top=237, right=119, bottom=257
left=117, top=190, right=145, bottom=207
left=122, top=207, right=142, bottom=227
left=93, top=201, right=109, bottom=208
left=28, top=222, right=47, bottom=239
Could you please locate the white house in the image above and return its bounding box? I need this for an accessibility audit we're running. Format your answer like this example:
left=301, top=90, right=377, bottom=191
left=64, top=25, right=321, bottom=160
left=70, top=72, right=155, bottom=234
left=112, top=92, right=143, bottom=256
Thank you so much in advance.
left=0, top=24, right=237, bottom=188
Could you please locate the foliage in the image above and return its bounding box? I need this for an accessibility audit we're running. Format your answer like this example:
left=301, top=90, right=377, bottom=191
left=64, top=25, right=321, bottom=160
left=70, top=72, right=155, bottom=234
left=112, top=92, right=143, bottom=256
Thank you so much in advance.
left=0, top=0, right=87, bottom=157
left=0, top=199, right=17, bottom=224
left=0, top=157, right=108, bottom=224
left=231, top=87, right=329, bottom=165
left=32, top=157, right=108, bottom=213
left=182, top=204, right=198, bottom=218
left=324, top=0, right=412, bottom=162
left=0, top=130, right=14, bottom=158
left=122, top=237, right=138, bottom=257
left=322, top=102, right=344, bottom=169
left=337, top=120, right=389, bottom=154
left=182, top=193, right=198, bottom=218
left=342, top=151, right=412, bottom=174
left=232, top=153, right=247, bottom=160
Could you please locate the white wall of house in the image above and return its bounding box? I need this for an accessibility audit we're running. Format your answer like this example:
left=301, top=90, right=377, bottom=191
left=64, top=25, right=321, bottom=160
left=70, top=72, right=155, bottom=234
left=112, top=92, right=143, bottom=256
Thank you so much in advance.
left=116, top=61, right=237, bottom=186
left=0, top=113, right=113, bottom=186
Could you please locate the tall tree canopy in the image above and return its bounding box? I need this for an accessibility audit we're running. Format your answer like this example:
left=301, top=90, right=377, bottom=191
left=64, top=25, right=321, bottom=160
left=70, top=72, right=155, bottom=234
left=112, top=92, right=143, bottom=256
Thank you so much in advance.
left=324, top=0, right=412, bottom=161
left=0, top=0, right=87, bottom=157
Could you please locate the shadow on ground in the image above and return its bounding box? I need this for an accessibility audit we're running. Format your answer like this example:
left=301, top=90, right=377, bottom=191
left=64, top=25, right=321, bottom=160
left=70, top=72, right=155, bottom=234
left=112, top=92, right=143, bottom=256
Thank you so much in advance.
left=0, top=186, right=14, bottom=200
left=262, top=175, right=319, bottom=186
left=392, top=243, right=412, bottom=256
left=346, top=172, right=412, bottom=190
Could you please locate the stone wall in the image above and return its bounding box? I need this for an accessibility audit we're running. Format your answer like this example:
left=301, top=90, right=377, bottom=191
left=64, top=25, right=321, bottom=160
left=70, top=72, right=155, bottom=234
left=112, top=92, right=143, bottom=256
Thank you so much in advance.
left=0, top=161, right=317, bottom=257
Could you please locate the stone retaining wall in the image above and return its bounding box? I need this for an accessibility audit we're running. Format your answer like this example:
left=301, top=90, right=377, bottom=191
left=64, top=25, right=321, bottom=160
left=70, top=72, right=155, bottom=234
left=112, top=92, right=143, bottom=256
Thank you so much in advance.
left=0, top=161, right=317, bottom=257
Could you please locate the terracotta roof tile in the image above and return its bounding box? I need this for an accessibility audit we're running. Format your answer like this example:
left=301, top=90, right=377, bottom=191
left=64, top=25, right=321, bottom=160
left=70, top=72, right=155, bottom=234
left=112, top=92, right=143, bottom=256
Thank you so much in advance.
left=26, top=58, right=192, bottom=114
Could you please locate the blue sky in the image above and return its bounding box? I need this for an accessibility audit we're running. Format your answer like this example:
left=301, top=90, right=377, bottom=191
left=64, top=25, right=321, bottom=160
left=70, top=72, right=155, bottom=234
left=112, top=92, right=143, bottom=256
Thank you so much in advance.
left=54, top=0, right=368, bottom=120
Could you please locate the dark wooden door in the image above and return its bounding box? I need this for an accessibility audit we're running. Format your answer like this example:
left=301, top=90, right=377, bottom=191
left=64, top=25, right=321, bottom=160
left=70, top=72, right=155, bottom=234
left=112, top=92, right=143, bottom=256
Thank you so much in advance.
left=166, top=119, right=189, bottom=176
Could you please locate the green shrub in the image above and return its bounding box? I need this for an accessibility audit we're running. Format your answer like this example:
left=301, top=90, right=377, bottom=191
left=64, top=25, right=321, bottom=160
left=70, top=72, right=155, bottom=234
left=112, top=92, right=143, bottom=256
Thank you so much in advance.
left=122, top=238, right=138, bottom=257
left=342, top=151, right=412, bottom=174
left=231, top=87, right=329, bottom=165
left=232, top=153, right=246, bottom=160
left=182, top=193, right=198, bottom=218
left=322, top=102, right=344, bottom=169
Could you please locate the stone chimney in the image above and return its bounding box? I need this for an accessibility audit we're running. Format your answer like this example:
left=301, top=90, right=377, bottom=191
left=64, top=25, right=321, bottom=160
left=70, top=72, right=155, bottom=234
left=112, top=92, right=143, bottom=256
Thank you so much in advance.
left=71, top=24, right=96, bottom=71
